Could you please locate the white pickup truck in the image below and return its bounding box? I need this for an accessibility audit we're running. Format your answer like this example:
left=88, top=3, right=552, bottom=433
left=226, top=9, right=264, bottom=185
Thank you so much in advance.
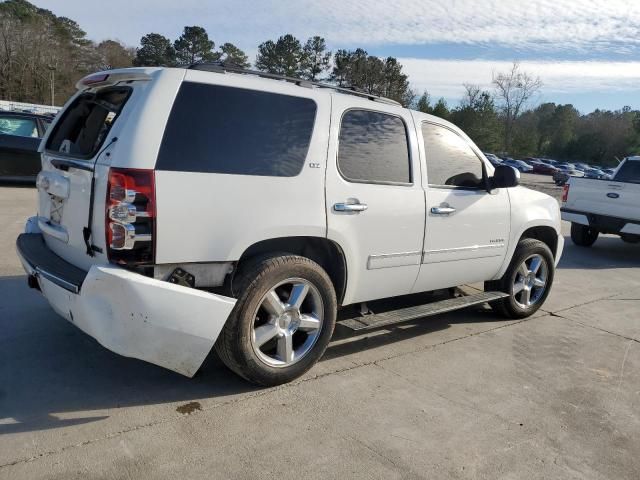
left=17, top=65, right=563, bottom=385
left=562, top=156, right=640, bottom=246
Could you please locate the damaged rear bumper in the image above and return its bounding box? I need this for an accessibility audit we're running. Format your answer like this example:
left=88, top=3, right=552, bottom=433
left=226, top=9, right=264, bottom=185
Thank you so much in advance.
left=16, top=233, right=236, bottom=377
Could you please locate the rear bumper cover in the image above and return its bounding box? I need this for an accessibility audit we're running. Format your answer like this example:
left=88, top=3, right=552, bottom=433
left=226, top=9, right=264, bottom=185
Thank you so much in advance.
left=16, top=232, right=236, bottom=377
left=561, top=208, right=640, bottom=235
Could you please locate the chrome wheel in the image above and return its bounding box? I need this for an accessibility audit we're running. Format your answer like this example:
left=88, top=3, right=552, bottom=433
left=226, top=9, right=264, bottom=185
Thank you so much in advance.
left=512, top=254, right=548, bottom=309
left=250, top=278, right=324, bottom=368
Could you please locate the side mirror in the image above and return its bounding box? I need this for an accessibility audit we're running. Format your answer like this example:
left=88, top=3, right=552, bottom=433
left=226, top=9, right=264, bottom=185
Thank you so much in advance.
left=490, top=165, right=520, bottom=189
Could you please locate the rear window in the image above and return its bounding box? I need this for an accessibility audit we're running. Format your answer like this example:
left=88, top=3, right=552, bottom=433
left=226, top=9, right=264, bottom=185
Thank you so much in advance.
left=156, top=82, right=317, bottom=177
left=614, top=161, right=640, bottom=184
left=0, top=116, right=38, bottom=137
left=46, top=87, right=131, bottom=158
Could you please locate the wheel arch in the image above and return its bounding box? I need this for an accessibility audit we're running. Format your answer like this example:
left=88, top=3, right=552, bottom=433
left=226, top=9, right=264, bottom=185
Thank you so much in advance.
left=235, top=236, right=348, bottom=305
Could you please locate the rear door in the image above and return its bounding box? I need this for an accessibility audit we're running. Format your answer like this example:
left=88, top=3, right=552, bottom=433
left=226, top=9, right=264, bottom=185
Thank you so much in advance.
left=325, top=95, right=425, bottom=305
left=0, top=114, right=41, bottom=180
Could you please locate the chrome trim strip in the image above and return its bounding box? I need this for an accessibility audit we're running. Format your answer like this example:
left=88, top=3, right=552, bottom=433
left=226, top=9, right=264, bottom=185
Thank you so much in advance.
left=36, top=268, right=80, bottom=294
left=367, top=251, right=422, bottom=270
left=50, top=157, right=95, bottom=172
left=422, top=243, right=505, bottom=263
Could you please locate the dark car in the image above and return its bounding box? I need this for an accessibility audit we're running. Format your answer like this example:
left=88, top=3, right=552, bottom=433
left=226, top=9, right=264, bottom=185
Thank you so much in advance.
left=531, top=163, right=558, bottom=175
left=0, top=111, right=52, bottom=183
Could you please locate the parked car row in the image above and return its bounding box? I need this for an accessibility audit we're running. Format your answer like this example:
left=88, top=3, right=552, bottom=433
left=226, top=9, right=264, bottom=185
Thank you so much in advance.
left=482, top=153, right=616, bottom=185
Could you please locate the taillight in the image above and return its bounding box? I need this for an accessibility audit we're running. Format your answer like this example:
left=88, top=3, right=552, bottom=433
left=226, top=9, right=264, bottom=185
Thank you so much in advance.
left=106, top=168, right=155, bottom=265
left=562, top=183, right=570, bottom=203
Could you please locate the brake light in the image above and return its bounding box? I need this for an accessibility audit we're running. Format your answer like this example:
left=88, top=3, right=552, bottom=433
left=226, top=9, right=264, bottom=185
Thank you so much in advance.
left=562, top=183, right=570, bottom=203
left=106, top=168, right=155, bottom=265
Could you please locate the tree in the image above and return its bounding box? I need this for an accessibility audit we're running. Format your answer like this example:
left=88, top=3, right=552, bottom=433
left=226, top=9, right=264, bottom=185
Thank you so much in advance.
left=255, top=34, right=304, bottom=77
left=96, top=40, right=134, bottom=70
left=416, top=91, right=432, bottom=114
left=432, top=98, right=450, bottom=119
left=450, top=84, right=501, bottom=151
left=173, top=26, right=216, bottom=66
left=218, top=42, right=249, bottom=68
left=300, top=36, right=331, bottom=81
left=328, top=48, right=413, bottom=106
left=493, top=62, right=542, bottom=152
left=134, top=33, right=175, bottom=67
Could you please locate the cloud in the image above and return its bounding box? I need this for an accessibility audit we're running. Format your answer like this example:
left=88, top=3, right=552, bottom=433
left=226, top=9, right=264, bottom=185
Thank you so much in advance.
left=399, top=58, right=640, bottom=105
left=43, top=0, right=640, bottom=56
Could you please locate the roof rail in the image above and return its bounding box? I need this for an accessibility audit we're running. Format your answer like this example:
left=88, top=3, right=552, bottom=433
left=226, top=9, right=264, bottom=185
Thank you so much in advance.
left=187, top=62, right=401, bottom=106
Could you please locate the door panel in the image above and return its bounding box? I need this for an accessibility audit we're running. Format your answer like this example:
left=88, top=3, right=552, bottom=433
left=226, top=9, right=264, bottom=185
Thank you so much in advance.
left=326, top=97, right=426, bottom=305
left=0, top=134, right=41, bottom=178
left=412, top=118, right=510, bottom=293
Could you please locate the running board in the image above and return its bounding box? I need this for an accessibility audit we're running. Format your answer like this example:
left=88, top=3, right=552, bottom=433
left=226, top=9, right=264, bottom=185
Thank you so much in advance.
left=337, top=291, right=509, bottom=331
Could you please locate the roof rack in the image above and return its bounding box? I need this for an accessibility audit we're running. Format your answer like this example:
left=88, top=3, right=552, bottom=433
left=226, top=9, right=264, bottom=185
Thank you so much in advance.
left=187, top=62, right=401, bottom=106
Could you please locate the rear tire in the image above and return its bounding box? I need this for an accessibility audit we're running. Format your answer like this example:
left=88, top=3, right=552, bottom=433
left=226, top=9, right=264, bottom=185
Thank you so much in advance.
left=215, top=254, right=337, bottom=386
left=570, top=222, right=598, bottom=247
left=486, top=239, right=555, bottom=319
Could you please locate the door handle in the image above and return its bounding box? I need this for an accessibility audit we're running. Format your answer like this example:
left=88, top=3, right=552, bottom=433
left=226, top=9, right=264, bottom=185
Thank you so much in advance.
left=334, top=201, right=368, bottom=212
left=431, top=206, right=456, bottom=215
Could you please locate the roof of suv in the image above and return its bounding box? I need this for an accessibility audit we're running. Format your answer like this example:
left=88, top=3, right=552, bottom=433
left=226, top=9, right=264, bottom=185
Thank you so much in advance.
left=187, top=62, right=402, bottom=107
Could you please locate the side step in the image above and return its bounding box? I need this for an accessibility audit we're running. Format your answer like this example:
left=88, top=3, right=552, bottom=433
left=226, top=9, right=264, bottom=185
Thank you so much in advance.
left=337, top=291, right=509, bottom=331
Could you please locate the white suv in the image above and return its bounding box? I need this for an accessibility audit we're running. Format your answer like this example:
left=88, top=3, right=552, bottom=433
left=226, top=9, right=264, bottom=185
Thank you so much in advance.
left=17, top=65, right=563, bottom=385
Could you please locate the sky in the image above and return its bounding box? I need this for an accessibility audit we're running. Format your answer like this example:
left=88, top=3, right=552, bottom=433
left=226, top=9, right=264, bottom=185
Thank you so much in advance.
left=38, top=0, right=640, bottom=112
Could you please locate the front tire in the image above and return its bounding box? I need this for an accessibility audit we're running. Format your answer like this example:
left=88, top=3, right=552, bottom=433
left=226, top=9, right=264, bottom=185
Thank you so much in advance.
left=215, top=255, right=337, bottom=386
left=486, top=238, right=555, bottom=319
left=571, top=222, right=598, bottom=247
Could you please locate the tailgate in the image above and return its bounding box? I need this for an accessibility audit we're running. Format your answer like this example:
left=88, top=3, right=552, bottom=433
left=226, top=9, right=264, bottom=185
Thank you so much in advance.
left=565, top=177, right=640, bottom=222
left=36, top=70, right=160, bottom=271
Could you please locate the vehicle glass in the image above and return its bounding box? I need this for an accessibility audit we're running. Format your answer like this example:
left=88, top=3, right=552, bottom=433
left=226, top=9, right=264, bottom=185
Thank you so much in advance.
left=337, top=110, right=410, bottom=184
left=0, top=116, right=38, bottom=138
left=422, top=123, right=484, bottom=188
left=614, top=161, right=640, bottom=184
left=45, top=87, right=131, bottom=159
left=156, top=82, right=316, bottom=177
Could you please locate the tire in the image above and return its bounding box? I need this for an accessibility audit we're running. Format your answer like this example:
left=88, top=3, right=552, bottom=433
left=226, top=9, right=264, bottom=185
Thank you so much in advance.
left=570, top=222, right=598, bottom=247
left=215, top=255, right=337, bottom=386
left=621, top=234, right=640, bottom=244
left=485, top=238, right=555, bottom=319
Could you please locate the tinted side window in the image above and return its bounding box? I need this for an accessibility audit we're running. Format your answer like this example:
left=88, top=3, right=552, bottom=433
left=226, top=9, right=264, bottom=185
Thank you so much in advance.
left=0, top=116, right=38, bottom=138
left=422, top=123, right=484, bottom=188
left=614, top=161, right=640, bottom=184
left=338, top=110, right=410, bottom=184
left=156, top=82, right=317, bottom=177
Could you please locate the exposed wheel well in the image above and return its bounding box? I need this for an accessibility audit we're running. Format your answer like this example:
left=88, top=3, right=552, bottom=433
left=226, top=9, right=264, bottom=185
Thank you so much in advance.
left=520, top=226, right=559, bottom=258
left=236, top=237, right=348, bottom=305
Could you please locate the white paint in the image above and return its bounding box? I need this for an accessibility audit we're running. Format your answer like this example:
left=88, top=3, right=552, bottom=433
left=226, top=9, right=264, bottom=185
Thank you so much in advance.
left=561, top=212, right=589, bottom=225
left=32, top=263, right=236, bottom=377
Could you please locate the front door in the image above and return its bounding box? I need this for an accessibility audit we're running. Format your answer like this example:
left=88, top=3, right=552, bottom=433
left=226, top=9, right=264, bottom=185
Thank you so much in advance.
left=325, top=96, right=426, bottom=305
left=412, top=119, right=510, bottom=293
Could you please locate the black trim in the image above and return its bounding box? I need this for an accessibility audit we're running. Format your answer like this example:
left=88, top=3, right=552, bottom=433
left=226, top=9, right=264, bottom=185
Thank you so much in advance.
left=50, top=158, right=95, bottom=172
left=17, top=233, right=87, bottom=293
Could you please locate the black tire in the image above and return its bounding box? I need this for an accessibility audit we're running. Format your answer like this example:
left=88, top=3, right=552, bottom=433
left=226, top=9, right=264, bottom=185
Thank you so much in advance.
left=485, top=238, right=555, bottom=319
left=215, top=255, right=337, bottom=386
left=570, top=222, right=598, bottom=247
left=621, top=234, right=640, bottom=244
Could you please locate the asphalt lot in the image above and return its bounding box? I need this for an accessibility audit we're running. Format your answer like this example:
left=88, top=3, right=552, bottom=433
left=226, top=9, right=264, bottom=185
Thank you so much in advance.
left=1, top=175, right=639, bottom=479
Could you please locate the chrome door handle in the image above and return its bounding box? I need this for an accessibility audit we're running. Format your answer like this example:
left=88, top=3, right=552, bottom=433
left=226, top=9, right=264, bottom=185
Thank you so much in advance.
left=431, top=206, right=456, bottom=215
left=334, top=201, right=368, bottom=212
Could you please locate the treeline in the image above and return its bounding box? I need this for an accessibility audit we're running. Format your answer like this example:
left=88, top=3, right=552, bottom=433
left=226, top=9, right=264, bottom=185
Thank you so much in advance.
left=1, top=0, right=638, bottom=165
left=418, top=83, right=640, bottom=166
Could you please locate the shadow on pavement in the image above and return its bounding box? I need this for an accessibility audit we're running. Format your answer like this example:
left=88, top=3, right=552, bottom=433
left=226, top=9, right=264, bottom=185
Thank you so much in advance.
left=558, top=235, right=640, bottom=270
left=0, top=275, right=505, bottom=435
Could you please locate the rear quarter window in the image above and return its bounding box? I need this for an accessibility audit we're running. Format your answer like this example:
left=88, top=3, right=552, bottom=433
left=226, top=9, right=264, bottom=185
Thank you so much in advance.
left=614, top=161, right=640, bottom=184
left=155, top=82, right=317, bottom=177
